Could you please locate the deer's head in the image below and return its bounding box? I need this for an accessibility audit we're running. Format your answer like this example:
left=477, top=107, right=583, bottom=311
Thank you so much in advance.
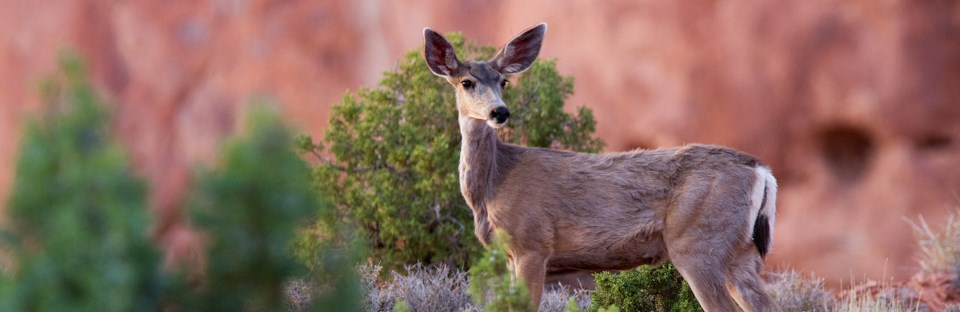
left=424, top=23, right=546, bottom=128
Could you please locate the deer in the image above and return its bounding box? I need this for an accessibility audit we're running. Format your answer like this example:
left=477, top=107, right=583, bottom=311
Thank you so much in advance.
left=423, top=23, right=780, bottom=312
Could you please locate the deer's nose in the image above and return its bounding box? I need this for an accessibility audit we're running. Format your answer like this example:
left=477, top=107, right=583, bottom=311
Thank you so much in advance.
left=490, top=107, right=510, bottom=124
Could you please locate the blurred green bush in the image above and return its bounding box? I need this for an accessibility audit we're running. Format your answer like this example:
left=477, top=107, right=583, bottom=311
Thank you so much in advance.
left=0, top=55, right=172, bottom=312
left=1, top=55, right=362, bottom=311
left=300, top=32, right=604, bottom=272
left=186, top=104, right=361, bottom=311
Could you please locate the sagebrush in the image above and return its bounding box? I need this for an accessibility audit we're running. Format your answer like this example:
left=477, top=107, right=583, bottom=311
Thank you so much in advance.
left=354, top=262, right=588, bottom=312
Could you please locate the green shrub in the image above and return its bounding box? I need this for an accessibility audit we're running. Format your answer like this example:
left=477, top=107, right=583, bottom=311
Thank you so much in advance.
left=301, top=32, right=603, bottom=271
left=468, top=231, right=534, bottom=312
left=588, top=263, right=702, bottom=312
left=0, top=55, right=173, bottom=312
left=187, top=105, right=362, bottom=311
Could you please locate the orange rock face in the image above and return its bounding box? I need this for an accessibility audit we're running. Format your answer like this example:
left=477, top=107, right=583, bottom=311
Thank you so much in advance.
left=2, top=0, right=958, bottom=285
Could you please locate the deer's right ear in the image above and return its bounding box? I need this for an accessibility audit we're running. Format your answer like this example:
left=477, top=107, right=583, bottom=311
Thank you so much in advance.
left=424, top=28, right=461, bottom=77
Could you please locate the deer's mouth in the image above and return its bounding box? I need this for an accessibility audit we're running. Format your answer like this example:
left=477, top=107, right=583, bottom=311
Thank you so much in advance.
left=487, top=119, right=508, bottom=128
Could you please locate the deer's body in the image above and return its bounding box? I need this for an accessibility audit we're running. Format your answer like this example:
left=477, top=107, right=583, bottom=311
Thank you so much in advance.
left=427, top=24, right=780, bottom=311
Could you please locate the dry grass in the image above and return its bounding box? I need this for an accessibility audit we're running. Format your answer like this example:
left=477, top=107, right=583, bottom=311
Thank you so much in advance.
left=903, top=209, right=960, bottom=311
left=539, top=284, right=591, bottom=312
left=907, top=211, right=960, bottom=278
left=766, top=270, right=834, bottom=311
left=838, top=282, right=924, bottom=312
left=353, top=262, right=590, bottom=312
left=764, top=269, right=928, bottom=312
left=361, top=263, right=473, bottom=312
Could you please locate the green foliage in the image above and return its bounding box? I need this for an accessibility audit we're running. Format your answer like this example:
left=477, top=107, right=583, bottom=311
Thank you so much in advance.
left=187, top=105, right=361, bottom=311
left=306, top=234, right=365, bottom=312
left=589, top=263, right=702, bottom=312
left=0, top=54, right=173, bottom=311
left=596, top=305, right=621, bottom=312
left=305, top=32, right=604, bottom=271
left=2, top=54, right=366, bottom=312
left=566, top=297, right=583, bottom=312
left=468, top=231, right=534, bottom=312
left=392, top=299, right=412, bottom=312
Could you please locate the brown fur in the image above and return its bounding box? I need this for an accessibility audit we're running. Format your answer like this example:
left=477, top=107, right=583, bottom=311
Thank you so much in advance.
left=425, top=23, right=780, bottom=311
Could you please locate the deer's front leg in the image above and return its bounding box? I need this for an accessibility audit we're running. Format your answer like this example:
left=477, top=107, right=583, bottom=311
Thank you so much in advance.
left=515, top=252, right=548, bottom=310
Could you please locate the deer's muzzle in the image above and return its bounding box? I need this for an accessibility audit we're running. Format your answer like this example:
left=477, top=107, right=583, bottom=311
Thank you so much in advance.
left=490, top=107, right=510, bottom=124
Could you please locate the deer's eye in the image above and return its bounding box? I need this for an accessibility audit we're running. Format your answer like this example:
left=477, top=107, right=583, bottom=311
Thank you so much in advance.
left=500, top=80, right=508, bottom=89
left=461, top=80, right=475, bottom=89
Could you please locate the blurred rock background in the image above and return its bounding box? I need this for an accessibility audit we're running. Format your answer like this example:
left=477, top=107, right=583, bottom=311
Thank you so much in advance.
left=1, top=0, right=958, bottom=286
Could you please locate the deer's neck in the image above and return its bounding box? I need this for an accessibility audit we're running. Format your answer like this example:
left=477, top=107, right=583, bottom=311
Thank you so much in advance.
left=459, top=116, right=505, bottom=245
left=458, top=116, right=500, bottom=209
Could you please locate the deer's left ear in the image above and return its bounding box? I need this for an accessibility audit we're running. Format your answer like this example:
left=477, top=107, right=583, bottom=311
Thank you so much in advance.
left=490, top=23, right=546, bottom=74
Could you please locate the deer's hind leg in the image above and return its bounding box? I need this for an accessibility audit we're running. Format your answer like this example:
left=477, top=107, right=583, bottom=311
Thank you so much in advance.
left=663, top=171, right=753, bottom=311
left=670, top=254, right=741, bottom=312
left=665, top=217, right=741, bottom=311
left=726, top=251, right=781, bottom=312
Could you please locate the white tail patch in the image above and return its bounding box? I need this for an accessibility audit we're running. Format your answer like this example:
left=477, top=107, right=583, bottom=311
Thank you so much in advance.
left=747, top=166, right=777, bottom=243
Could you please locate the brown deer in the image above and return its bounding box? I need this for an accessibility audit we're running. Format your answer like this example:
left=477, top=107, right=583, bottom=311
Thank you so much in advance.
left=424, top=23, right=780, bottom=312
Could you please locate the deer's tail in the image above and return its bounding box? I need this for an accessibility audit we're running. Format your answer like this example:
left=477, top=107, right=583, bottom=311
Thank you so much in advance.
left=748, top=165, right=777, bottom=258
